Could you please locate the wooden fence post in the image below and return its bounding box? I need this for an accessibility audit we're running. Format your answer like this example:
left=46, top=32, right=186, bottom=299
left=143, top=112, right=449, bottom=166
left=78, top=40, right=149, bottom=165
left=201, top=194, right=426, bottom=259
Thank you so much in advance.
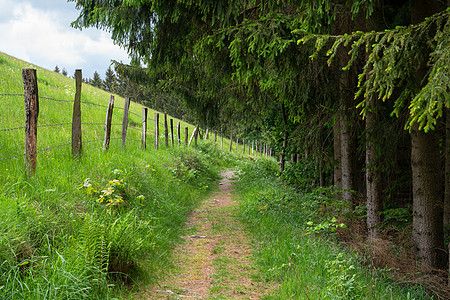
left=229, top=133, right=233, bottom=151
left=142, top=107, right=148, bottom=149
left=205, top=129, right=209, bottom=140
left=23, top=69, right=39, bottom=175
left=103, top=95, right=115, bottom=151
left=185, top=127, right=189, bottom=146
left=194, top=126, right=198, bottom=147
left=164, top=113, right=169, bottom=147
left=155, top=113, right=159, bottom=149
left=121, top=97, right=131, bottom=149
left=72, top=69, right=82, bottom=157
left=170, top=118, right=174, bottom=146
left=243, top=138, right=245, bottom=155
left=177, top=121, right=181, bottom=146
left=188, top=126, right=198, bottom=147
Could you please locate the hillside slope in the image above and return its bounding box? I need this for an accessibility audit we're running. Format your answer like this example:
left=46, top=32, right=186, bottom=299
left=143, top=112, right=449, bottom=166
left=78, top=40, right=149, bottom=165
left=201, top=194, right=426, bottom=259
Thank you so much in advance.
left=0, top=51, right=237, bottom=299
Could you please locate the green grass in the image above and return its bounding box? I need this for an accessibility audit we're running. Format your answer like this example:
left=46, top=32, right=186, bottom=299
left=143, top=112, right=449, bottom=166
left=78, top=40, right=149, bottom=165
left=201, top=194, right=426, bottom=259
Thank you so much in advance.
left=0, top=51, right=247, bottom=299
left=235, top=158, right=434, bottom=300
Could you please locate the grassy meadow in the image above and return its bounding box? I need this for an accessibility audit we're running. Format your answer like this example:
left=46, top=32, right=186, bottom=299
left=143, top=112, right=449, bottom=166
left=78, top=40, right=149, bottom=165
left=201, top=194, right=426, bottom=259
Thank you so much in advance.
left=0, top=51, right=243, bottom=299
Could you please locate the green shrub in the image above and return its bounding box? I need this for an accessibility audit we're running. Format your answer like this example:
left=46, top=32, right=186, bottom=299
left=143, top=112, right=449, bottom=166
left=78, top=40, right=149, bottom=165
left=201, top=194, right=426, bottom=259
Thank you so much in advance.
left=280, top=160, right=317, bottom=191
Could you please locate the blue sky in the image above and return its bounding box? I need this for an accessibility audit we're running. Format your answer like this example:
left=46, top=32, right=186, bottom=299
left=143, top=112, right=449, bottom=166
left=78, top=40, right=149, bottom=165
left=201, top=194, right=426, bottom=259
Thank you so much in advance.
left=0, top=0, right=130, bottom=79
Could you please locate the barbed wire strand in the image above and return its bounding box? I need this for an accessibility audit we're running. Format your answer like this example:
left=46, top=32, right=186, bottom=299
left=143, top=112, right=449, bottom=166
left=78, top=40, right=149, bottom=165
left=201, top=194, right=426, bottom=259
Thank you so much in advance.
left=0, top=126, right=26, bottom=132
left=38, top=123, right=71, bottom=128
left=0, top=93, right=24, bottom=97
left=40, top=96, right=73, bottom=103
left=0, top=153, right=25, bottom=162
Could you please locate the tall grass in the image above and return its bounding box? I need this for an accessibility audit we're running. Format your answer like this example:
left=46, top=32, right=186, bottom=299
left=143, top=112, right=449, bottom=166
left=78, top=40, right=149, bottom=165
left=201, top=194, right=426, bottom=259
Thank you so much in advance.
left=0, top=51, right=243, bottom=299
left=235, top=159, right=434, bottom=299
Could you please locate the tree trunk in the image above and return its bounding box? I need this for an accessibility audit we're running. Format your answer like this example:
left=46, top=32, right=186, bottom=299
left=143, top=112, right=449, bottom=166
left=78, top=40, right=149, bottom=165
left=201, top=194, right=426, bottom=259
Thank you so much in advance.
left=411, top=125, right=445, bottom=269
left=280, top=102, right=288, bottom=173
left=340, top=102, right=354, bottom=204
left=410, top=0, right=446, bottom=270
left=333, top=115, right=342, bottom=190
left=444, top=108, right=450, bottom=227
left=363, top=12, right=384, bottom=239
left=366, top=96, right=382, bottom=238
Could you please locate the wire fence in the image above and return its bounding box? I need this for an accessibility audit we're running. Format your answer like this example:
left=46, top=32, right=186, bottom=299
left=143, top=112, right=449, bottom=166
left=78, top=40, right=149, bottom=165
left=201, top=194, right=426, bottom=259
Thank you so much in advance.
left=1, top=72, right=266, bottom=170
left=0, top=90, right=189, bottom=164
left=0, top=90, right=145, bottom=163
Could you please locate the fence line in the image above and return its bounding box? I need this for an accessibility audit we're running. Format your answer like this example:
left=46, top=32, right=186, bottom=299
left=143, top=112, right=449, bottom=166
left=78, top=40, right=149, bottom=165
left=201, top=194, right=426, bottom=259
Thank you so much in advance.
left=0, top=68, right=270, bottom=171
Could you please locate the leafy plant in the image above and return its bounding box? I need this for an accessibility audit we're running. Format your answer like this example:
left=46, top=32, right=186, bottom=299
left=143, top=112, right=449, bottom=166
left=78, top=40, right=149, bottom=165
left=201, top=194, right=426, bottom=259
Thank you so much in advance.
left=305, top=217, right=346, bottom=235
left=325, top=253, right=366, bottom=299
left=79, top=172, right=132, bottom=213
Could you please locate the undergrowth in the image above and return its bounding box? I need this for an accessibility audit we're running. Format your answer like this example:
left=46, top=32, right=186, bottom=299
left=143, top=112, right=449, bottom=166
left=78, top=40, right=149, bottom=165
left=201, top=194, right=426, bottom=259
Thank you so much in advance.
left=236, top=158, right=434, bottom=299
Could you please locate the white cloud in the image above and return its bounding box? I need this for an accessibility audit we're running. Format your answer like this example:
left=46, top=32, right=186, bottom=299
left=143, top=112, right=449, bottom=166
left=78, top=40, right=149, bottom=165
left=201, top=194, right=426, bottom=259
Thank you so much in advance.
left=0, top=1, right=129, bottom=78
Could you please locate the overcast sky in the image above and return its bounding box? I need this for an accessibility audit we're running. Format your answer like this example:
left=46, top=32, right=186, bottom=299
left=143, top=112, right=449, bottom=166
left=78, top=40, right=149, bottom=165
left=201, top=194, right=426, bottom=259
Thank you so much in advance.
left=0, top=0, right=130, bottom=79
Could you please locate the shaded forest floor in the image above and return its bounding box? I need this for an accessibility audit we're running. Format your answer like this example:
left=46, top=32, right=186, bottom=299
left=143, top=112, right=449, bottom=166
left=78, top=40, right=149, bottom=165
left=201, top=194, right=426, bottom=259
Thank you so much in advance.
left=137, top=170, right=274, bottom=299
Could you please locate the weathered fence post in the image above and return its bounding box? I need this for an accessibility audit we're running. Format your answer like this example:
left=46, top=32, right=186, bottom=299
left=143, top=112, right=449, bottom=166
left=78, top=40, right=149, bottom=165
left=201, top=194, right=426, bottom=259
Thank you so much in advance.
left=103, top=95, right=115, bottom=151
left=188, top=126, right=198, bottom=147
left=121, top=97, right=131, bottom=149
left=142, top=107, right=148, bottom=149
left=23, top=69, right=39, bottom=175
left=229, top=133, right=233, bottom=152
left=177, top=121, right=181, bottom=146
left=185, top=127, right=189, bottom=146
left=164, top=113, right=169, bottom=147
left=170, top=118, right=174, bottom=146
left=72, top=69, right=82, bottom=157
left=154, top=113, right=159, bottom=149
left=194, top=126, right=198, bottom=147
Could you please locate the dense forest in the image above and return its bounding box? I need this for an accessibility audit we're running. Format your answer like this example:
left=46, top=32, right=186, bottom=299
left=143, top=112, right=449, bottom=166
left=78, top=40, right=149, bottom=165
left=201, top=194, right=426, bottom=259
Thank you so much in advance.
left=71, top=0, right=449, bottom=288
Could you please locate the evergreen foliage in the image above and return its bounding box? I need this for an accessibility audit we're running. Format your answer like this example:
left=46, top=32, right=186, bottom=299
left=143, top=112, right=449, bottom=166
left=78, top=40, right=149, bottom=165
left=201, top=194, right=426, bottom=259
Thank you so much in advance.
left=90, top=70, right=104, bottom=89
left=103, top=67, right=117, bottom=93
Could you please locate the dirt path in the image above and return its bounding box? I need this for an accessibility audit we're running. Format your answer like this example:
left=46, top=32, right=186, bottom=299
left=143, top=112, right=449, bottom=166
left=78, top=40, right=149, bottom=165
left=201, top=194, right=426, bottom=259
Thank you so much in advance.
left=138, top=170, right=270, bottom=299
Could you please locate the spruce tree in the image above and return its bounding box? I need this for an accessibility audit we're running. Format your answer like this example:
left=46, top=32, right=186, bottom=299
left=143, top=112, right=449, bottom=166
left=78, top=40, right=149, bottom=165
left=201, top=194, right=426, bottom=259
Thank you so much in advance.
left=91, top=71, right=103, bottom=89
left=104, top=67, right=117, bottom=93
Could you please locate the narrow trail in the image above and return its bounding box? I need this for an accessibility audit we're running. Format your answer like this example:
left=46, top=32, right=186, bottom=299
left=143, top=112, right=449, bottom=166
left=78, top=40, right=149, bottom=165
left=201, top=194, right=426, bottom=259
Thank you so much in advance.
left=139, top=170, right=271, bottom=299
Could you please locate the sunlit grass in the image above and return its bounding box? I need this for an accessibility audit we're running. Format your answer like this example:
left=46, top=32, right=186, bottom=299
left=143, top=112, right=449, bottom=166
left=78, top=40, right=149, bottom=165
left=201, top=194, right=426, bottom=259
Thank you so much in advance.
left=0, top=51, right=244, bottom=299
